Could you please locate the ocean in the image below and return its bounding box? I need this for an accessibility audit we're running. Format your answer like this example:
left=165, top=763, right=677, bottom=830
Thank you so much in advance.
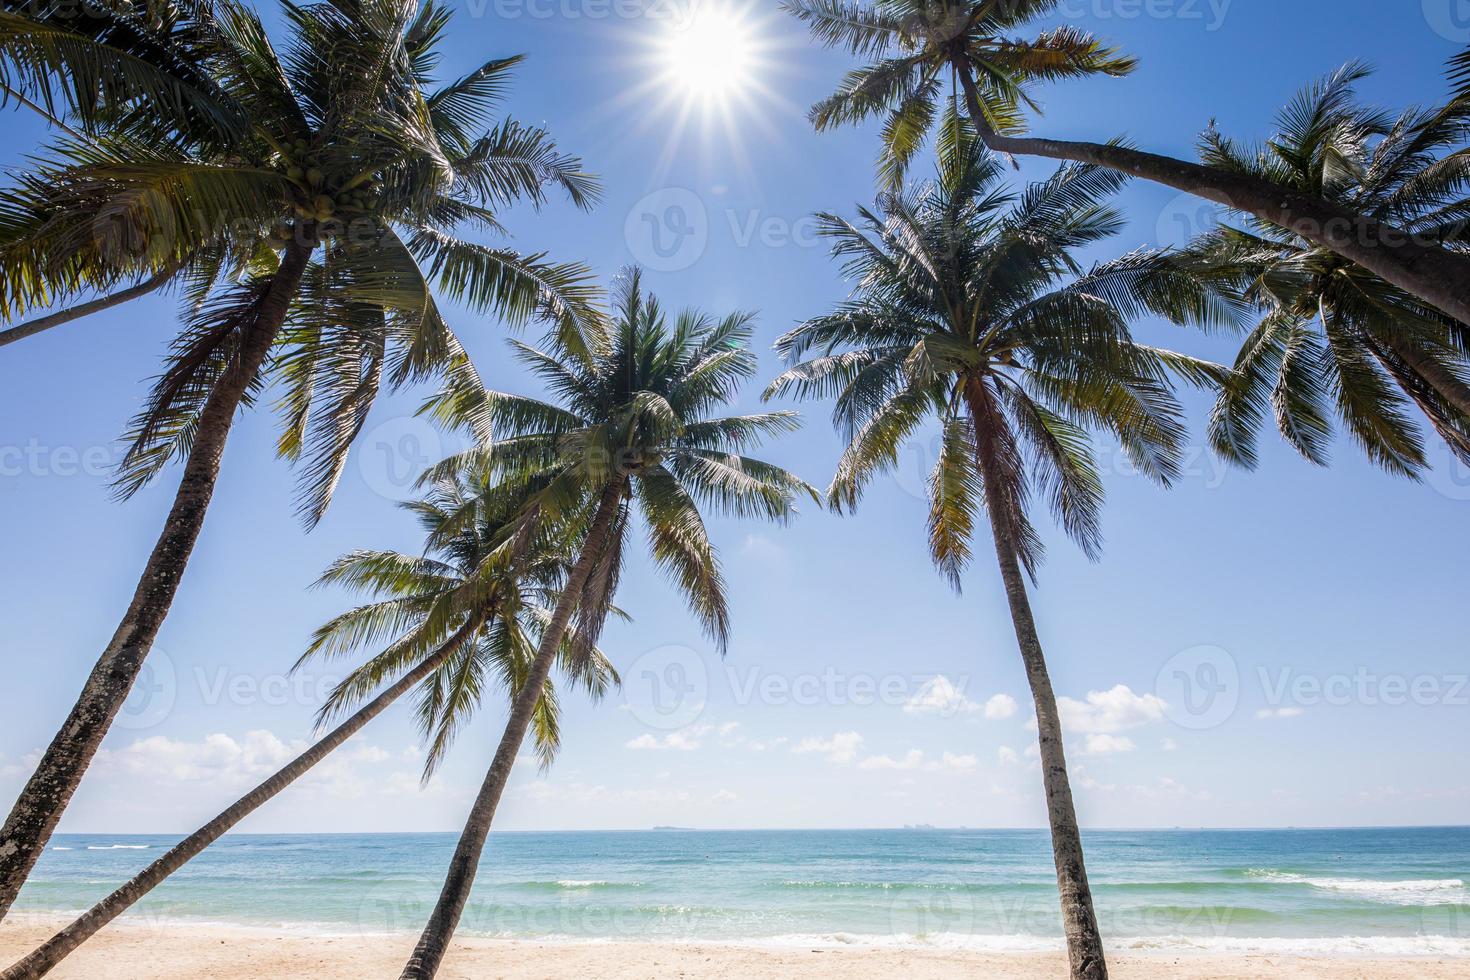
left=17, top=827, right=1470, bottom=955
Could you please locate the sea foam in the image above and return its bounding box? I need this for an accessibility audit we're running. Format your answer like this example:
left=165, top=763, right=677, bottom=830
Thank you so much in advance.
left=1245, top=869, right=1469, bottom=906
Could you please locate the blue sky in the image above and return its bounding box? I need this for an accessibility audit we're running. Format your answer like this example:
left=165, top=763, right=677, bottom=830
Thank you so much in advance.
left=2, top=0, right=1469, bottom=834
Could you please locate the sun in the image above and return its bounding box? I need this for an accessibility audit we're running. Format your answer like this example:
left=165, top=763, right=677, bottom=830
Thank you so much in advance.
left=612, top=0, right=790, bottom=176
left=660, top=6, right=757, bottom=103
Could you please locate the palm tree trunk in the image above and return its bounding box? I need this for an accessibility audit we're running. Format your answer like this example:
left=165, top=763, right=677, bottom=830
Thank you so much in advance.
left=951, top=59, right=1470, bottom=328
left=0, top=262, right=182, bottom=349
left=399, top=481, right=626, bottom=980
left=0, top=614, right=484, bottom=980
left=1383, top=335, right=1470, bottom=419
left=964, top=380, right=1107, bottom=980
left=0, top=239, right=314, bottom=922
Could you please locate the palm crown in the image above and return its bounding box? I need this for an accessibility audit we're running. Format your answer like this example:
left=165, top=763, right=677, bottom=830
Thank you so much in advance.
left=1181, top=62, right=1470, bottom=475
left=767, top=130, right=1234, bottom=581
left=427, top=269, right=819, bottom=653
left=299, top=471, right=618, bottom=775
left=783, top=0, right=1135, bottom=187
left=0, top=0, right=602, bottom=520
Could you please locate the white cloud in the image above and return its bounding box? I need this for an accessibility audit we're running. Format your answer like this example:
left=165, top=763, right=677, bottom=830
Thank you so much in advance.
left=903, top=676, right=979, bottom=717
left=347, top=744, right=391, bottom=764
left=716, top=722, right=747, bottom=747
left=513, top=780, right=693, bottom=807
left=1077, top=774, right=1116, bottom=792
left=624, top=724, right=713, bottom=751
left=793, top=732, right=864, bottom=764
left=1081, top=734, right=1136, bottom=755
left=747, top=736, right=788, bottom=752
left=1255, top=707, right=1304, bottom=720
left=983, top=694, right=1019, bottom=720
left=1150, top=776, right=1211, bottom=802
left=711, top=789, right=738, bottom=804
left=663, top=728, right=708, bottom=751
left=105, top=730, right=294, bottom=782
left=1057, top=685, right=1167, bottom=734
left=859, top=749, right=926, bottom=771
left=933, top=751, right=977, bottom=771
left=1162, top=738, right=1178, bottom=752
left=858, top=749, right=977, bottom=772
left=97, top=730, right=412, bottom=801
left=997, top=746, right=1019, bottom=766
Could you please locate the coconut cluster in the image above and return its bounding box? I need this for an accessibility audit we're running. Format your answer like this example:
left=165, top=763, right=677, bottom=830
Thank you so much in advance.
left=274, top=138, right=380, bottom=232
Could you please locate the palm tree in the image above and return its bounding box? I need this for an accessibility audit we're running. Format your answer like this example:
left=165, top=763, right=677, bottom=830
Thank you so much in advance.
left=0, top=0, right=599, bottom=348
left=1179, top=63, right=1470, bottom=476
left=765, top=131, right=1233, bottom=980
left=781, top=0, right=1470, bottom=327
left=395, top=270, right=817, bottom=979
left=2, top=472, right=618, bottom=980
left=0, top=0, right=601, bottom=920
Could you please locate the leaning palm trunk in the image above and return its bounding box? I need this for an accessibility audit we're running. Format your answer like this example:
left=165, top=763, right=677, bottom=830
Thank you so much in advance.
left=0, top=261, right=182, bottom=349
left=1381, top=335, right=1470, bottom=420
left=0, top=240, right=314, bottom=921
left=951, top=63, right=1470, bottom=328
left=399, top=481, right=625, bottom=980
left=0, top=613, right=482, bottom=980
left=967, top=384, right=1107, bottom=980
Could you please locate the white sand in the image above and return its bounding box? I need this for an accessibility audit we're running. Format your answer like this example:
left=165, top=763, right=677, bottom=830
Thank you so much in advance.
left=1, top=918, right=1466, bottom=979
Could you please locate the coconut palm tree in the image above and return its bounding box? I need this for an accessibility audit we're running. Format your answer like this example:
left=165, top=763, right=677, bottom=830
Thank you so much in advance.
left=1178, top=63, right=1470, bottom=476
left=0, top=0, right=601, bottom=920
left=1, top=472, right=619, bottom=980
left=394, top=270, right=818, bottom=979
left=781, top=0, right=1470, bottom=327
left=0, top=0, right=599, bottom=349
left=765, top=130, right=1234, bottom=980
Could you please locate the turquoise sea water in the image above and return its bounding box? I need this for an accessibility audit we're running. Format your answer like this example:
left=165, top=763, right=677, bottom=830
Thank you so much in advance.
left=17, top=828, right=1470, bottom=954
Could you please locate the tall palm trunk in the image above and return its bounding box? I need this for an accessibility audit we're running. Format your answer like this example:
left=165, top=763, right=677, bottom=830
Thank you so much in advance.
left=399, top=481, right=626, bottom=980
left=0, top=240, right=314, bottom=921
left=0, top=262, right=182, bottom=349
left=0, top=614, right=483, bottom=980
left=965, top=380, right=1107, bottom=980
left=951, top=59, right=1470, bottom=328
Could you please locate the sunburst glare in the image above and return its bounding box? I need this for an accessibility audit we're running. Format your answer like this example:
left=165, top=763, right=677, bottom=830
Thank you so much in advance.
left=661, top=5, right=755, bottom=101
left=610, top=0, right=790, bottom=182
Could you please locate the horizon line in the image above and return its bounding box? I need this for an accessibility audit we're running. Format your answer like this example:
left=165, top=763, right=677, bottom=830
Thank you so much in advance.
left=51, top=823, right=1470, bottom=836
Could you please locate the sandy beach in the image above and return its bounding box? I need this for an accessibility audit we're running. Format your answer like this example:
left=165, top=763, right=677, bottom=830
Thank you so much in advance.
left=0, top=918, right=1463, bottom=979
